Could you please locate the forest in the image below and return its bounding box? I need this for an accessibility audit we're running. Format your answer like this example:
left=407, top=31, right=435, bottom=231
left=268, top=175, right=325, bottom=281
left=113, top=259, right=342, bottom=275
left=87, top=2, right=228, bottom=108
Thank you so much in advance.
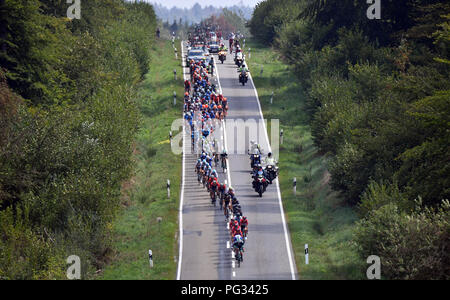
left=0, top=0, right=157, bottom=279
left=249, top=0, right=449, bottom=279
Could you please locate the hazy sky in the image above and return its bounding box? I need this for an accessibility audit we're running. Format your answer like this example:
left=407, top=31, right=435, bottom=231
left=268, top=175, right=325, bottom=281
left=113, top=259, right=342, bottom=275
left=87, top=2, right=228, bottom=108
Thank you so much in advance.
left=149, top=0, right=262, bottom=9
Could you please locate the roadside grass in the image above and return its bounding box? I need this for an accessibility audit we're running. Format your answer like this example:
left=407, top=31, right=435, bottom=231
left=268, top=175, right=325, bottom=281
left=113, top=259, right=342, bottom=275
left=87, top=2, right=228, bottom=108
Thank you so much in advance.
left=246, top=40, right=365, bottom=279
left=98, top=39, right=184, bottom=280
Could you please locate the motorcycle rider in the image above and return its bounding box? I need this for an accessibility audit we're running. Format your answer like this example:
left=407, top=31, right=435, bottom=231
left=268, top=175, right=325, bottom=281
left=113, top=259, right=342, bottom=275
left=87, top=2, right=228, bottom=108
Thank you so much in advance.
left=248, top=141, right=262, bottom=168
left=252, top=164, right=269, bottom=190
left=264, top=152, right=277, bottom=167
left=239, top=63, right=249, bottom=74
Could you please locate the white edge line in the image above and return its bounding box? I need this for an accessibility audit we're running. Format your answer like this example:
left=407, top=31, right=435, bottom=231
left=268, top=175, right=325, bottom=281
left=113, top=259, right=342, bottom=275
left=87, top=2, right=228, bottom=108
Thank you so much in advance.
left=247, top=66, right=298, bottom=280
left=176, top=41, right=186, bottom=280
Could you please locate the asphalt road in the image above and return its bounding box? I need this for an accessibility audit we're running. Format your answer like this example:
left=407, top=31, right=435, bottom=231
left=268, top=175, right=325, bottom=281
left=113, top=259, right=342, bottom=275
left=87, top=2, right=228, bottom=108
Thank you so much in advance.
left=178, top=42, right=297, bottom=280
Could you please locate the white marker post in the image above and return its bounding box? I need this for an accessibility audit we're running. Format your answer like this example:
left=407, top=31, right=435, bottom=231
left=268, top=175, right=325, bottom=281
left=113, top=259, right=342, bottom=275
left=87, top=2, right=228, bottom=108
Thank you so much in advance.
left=248, top=48, right=251, bottom=59
left=280, top=129, right=284, bottom=145
left=149, top=249, right=153, bottom=268
left=174, top=69, right=177, bottom=81
left=167, top=179, right=171, bottom=199
left=293, top=177, right=297, bottom=196
left=173, top=91, right=177, bottom=106
left=270, top=91, right=274, bottom=104
left=305, top=244, right=309, bottom=265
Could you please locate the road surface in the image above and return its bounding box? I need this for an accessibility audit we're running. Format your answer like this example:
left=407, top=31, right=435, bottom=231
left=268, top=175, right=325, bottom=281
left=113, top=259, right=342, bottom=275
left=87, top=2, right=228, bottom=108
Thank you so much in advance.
left=177, top=42, right=297, bottom=280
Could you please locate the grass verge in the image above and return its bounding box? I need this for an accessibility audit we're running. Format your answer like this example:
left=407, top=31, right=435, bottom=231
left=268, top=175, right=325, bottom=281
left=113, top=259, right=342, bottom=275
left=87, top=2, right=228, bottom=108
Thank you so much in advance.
left=246, top=39, right=365, bottom=279
left=98, top=39, right=184, bottom=280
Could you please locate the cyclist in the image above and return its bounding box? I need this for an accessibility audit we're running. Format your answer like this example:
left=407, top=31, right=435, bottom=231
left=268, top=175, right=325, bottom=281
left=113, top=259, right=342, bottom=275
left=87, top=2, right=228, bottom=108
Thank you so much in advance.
left=240, top=216, right=248, bottom=239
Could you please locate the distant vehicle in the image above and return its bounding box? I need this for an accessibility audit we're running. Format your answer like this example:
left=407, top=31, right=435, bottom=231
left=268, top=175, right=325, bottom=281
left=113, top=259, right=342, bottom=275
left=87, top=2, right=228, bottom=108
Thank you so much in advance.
left=208, top=43, right=220, bottom=54
left=210, top=32, right=217, bottom=43
left=191, top=45, right=210, bottom=57
left=186, top=49, right=207, bottom=66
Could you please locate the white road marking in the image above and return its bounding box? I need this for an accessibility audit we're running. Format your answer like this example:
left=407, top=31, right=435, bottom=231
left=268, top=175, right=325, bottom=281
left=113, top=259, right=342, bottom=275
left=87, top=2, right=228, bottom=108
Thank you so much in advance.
left=227, top=241, right=230, bottom=249
left=176, top=41, right=188, bottom=281
left=233, top=271, right=236, bottom=277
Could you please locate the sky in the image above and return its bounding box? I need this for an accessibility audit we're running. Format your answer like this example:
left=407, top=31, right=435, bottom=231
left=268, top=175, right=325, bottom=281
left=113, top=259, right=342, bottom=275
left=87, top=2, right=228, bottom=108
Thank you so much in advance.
left=149, top=0, right=262, bottom=9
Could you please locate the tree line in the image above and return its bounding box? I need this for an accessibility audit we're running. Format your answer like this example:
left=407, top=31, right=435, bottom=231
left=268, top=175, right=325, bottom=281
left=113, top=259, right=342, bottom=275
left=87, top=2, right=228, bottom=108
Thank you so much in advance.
left=0, top=0, right=157, bottom=279
left=249, top=0, right=449, bottom=279
left=153, top=2, right=253, bottom=26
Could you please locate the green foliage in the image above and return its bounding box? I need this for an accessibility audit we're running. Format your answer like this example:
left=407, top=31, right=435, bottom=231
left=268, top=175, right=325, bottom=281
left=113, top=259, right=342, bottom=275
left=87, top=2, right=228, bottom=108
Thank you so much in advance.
left=358, top=181, right=411, bottom=217
left=249, top=0, right=303, bottom=44
left=0, top=0, right=72, bottom=105
left=0, top=0, right=156, bottom=279
left=396, top=90, right=450, bottom=205
left=354, top=200, right=450, bottom=280
left=250, top=0, right=450, bottom=277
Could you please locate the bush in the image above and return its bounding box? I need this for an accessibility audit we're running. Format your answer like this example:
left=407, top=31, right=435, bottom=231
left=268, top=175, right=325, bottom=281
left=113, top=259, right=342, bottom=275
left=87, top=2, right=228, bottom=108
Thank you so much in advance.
left=358, top=181, right=411, bottom=217
left=354, top=200, right=450, bottom=280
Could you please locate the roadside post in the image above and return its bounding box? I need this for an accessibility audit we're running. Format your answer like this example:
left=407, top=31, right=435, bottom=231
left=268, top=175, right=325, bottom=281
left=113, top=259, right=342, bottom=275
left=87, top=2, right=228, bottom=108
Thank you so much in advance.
left=167, top=179, right=171, bottom=199
left=174, top=69, right=177, bottom=81
left=260, top=65, right=263, bottom=76
left=270, top=91, right=274, bottom=104
left=305, top=244, right=309, bottom=265
left=293, top=177, right=297, bottom=195
left=149, top=249, right=153, bottom=268
left=175, top=48, right=178, bottom=60
left=248, top=48, right=251, bottom=59
left=157, top=217, right=162, bottom=233
left=280, top=129, right=284, bottom=145
left=173, top=91, right=177, bottom=106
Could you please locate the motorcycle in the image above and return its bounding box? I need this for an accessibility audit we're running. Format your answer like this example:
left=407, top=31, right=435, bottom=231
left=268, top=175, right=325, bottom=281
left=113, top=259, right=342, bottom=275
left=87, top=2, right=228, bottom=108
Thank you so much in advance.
left=218, top=51, right=227, bottom=64
left=239, top=72, right=248, bottom=86
left=265, top=165, right=279, bottom=184
left=249, top=153, right=261, bottom=169
left=235, top=58, right=243, bottom=68
left=253, top=174, right=268, bottom=197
